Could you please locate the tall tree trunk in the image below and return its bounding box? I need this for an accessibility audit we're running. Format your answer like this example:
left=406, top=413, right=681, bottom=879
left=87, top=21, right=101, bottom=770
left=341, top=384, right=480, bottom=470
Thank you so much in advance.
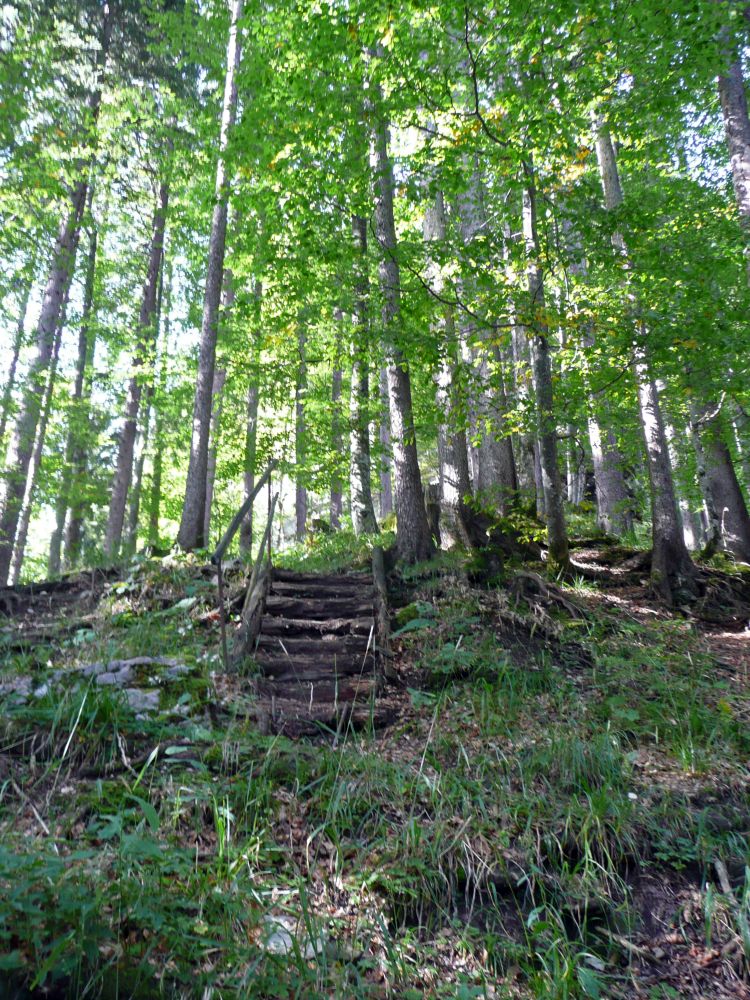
left=203, top=367, right=226, bottom=546
left=424, top=189, right=474, bottom=545
left=12, top=295, right=68, bottom=583
left=49, top=187, right=100, bottom=576
left=177, top=0, right=243, bottom=551
left=0, top=272, right=32, bottom=449
left=457, top=166, right=517, bottom=509
left=718, top=43, right=750, bottom=279
left=595, top=123, right=697, bottom=602
left=371, top=101, right=434, bottom=563
left=295, top=323, right=307, bottom=542
left=663, top=414, right=703, bottom=551
left=239, top=279, right=261, bottom=555
left=330, top=307, right=344, bottom=529
left=349, top=215, right=378, bottom=536
left=690, top=399, right=750, bottom=561
left=562, top=220, right=633, bottom=536
left=0, top=182, right=88, bottom=584
left=377, top=367, right=393, bottom=518
left=521, top=164, right=569, bottom=569
left=147, top=258, right=172, bottom=548
left=104, top=180, right=168, bottom=559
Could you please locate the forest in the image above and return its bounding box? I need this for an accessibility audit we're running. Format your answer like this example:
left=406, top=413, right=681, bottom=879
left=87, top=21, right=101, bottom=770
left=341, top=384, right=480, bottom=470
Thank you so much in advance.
left=1, top=0, right=750, bottom=997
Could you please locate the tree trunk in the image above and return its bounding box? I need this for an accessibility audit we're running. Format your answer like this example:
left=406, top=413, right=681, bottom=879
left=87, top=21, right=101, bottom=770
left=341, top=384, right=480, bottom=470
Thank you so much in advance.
left=690, top=399, right=750, bottom=561
left=595, top=123, right=696, bottom=602
left=349, top=215, right=378, bottom=537
left=371, top=101, right=434, bottom=563
left=424, top=189, right=474, bottom=545
left=177, top=0, right=243, bottom=551
left=457, top=166, right=517, bottom=509
left=203, top=367, right=226, bottom=547
left=104, top=180, right=168, bottom=559
left=239, top=279, right=261, bottom=555
left=521, top=165, right=569, bottom=569
left=0, top=272, right=32, bottom=448
left=147, top=257, right=172, bottom=548
left=295, top=323, right=307, bottom=542
left=49, top=189, right=100, bottom=576
left=718, top=45, right=750, bottom=278
left=125, top=385, right=154, bottom=555
left=12, top=295, right=68, bottom=583
left=0, top=181, right=88, bottom=584
left=377, top=367, right=393, bottom=518
left=330, top=308, right=344, bottom=529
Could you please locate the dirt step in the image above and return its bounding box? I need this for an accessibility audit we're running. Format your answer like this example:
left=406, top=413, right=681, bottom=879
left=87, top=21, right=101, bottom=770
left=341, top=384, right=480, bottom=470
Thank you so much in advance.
left=260, top=615, right=375, bottom=638
left=265, top=596, right=374, bottom=620
left=270, top=579, right=374, bottom=599
left=273, top=568, right=371, bottom=586
left=256, top=676, right=376, bottom=704
left=256, top=634, right=370, bottom=657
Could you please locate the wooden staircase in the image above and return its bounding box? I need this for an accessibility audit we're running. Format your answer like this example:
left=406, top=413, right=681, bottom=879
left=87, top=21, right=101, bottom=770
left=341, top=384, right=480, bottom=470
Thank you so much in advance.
left=251, top=567, right=380, bottom=735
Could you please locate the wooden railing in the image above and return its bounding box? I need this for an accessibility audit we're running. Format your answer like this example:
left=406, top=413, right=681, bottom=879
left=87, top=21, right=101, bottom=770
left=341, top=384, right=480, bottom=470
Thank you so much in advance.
left=210, top=461, right=277, bottom=669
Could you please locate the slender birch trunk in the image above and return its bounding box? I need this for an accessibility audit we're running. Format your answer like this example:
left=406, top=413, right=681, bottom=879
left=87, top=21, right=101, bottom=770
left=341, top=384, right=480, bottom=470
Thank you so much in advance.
left=521, top=164, right=569, bottom=568
left=349, top=215, right=378, bottom=536
left=718, top=40, right=750, bottom=279
left=239, top=279, right=261, bottom=555
left=371, top=100, right=434, bottom=562
left=595, top=124, right=697, bottom=602
left=104, top=180, right=168, bottom=559
left=178, top=0, right=243, bottom=550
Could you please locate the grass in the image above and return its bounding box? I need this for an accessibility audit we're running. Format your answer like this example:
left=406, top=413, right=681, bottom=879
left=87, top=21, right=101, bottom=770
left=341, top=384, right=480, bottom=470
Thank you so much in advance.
left=1, top=549, right=749, bottom=997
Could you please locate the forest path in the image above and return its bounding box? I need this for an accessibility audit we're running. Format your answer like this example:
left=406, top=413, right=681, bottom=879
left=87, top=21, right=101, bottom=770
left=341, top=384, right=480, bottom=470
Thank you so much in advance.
left=249, top=567, right=386, bottom=737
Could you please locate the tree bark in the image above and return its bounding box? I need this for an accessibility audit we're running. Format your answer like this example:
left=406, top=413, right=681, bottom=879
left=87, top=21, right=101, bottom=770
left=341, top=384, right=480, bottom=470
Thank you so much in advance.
left=718, top=43, right=750, bottom=278
left=377, top=367, right=393, bottom=518
left=595, top=123, right=697, bottom=602
left=0, top=272, right=32, bottom=448
left=424, top=189, right=474, bottom=545
left=371, top=100, right=434, bottom=563
left=690, top=399, right=750, bottom=561
left=0, top=181, right=88, bottom=584
left=330, top=307, right=344, bottom=529
left=203, top=367, right=226, bottom=546
left=147, top=257, right=172, bottom=548
left=104, top=180, right=168, bottom=559
left=177, top=0, right=243, bottom=551
left=521, top=164, right=569, bottom=569
left=11, top=293, right=68, bottom=583
left=239, top=279, right=261, bottom=556
left=295, top=322, right=307, bottom=542
left=349, top=215, right=379, bottom=536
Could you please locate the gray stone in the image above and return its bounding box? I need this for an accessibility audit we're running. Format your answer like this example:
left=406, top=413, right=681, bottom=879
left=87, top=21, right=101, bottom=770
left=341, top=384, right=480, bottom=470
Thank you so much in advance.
left=124, top=688, right=160, bottom=714
left=260, top=915, right=325, bottom=959
left=96, top=666, right=135, bottom=686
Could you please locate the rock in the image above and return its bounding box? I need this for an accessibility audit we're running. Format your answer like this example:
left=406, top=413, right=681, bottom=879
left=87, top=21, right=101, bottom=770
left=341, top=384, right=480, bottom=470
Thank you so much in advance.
left=260, top=914, right=325, bottom=959
left=124, top=688, right=160, bottom=714
left=96, top=665, right=135, bottom=686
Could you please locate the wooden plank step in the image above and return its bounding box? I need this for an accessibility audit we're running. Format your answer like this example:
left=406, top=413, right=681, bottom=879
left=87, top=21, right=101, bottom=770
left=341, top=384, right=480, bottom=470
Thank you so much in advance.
left=256, top=650, right=372, bottom=673
left=260, top=615, right=375, bottom=637
left=273, top=568, right=371, bottom=586
left=256, top=676, right=376, bottom=704
left=256, top=633, right=370, bottom=657
left=255, top=661, right=372, bottom=682
left=265, top=596, right=373, bottom=619
left=270, top=579, right=374, bottom=599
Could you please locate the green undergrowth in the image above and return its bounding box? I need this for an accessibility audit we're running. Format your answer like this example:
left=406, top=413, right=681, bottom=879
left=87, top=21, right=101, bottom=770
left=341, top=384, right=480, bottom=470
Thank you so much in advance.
left=275, top=526, right=396, bottom=575
left=1, top=550, right=749, bottom=997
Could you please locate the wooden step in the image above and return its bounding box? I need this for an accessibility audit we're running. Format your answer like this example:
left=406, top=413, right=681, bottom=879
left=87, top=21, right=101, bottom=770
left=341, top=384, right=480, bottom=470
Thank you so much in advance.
left=256, top=633, right=370, bottom=657
left=260, top=615, right=375, bottom=638
left=256, top=676, right=376, bottom=704
left=270, top=579, right=374, bottom=599
left=265, top=595, right=373, bottom=620
left=255, top=654, right=373, bottom=680
left=273, top=568, right=371, bottom=586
